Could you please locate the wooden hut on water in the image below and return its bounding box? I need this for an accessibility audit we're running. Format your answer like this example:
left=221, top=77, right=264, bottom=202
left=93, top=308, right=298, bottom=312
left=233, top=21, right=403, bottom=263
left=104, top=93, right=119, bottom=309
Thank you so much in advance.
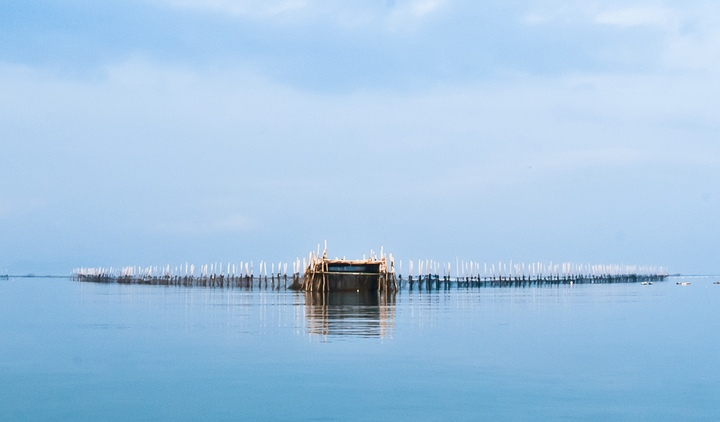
left=302, top=247, right=398, bottom=292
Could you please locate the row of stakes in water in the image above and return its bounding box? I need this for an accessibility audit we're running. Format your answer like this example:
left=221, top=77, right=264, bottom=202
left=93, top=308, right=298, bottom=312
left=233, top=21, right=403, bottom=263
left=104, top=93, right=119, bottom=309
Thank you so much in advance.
left=72, top=259, right=668, bottom=289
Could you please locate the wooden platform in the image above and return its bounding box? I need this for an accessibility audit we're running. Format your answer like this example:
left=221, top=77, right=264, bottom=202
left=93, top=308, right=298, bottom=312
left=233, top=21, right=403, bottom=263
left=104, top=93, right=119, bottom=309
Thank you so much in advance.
left=302, top=249, right=398, bottom=292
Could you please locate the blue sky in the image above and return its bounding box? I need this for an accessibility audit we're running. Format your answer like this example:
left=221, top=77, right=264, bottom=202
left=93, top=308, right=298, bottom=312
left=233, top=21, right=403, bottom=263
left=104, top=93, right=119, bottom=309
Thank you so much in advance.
left=2, top=0, right=719, bottom=275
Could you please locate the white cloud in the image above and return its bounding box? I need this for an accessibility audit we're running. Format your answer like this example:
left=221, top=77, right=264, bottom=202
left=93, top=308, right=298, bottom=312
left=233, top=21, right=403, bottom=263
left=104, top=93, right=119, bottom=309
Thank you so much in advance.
left=160, top=0, right=309, bottom=17
left=664, top=31, right=720, bottom=70
left=659, top=4, right=720, bottom=71
left=150, top=0, right=446, bottom=30
left=522, top=3, right=674, bottom=28
left=383, top=0, right=447, bottom=31
left=522, top=3, right=720, bottom=73
left=595, top=7, right=672, bottom=28
left=521, top=3, right=595, bottom=26
left=409, top=0, right=445, bottom=17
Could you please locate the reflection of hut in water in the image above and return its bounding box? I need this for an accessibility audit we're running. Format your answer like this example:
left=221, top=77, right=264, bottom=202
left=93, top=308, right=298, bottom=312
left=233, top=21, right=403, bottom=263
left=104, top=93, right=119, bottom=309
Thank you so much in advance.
left=304, top=291, right=396, bottom=338
left=302, top=247, right=398, bottom=292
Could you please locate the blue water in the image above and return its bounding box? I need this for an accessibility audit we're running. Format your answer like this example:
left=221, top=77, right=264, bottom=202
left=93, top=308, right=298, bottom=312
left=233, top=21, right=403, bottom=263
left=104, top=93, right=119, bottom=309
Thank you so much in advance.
left=1, top=276, right=719, bottom=420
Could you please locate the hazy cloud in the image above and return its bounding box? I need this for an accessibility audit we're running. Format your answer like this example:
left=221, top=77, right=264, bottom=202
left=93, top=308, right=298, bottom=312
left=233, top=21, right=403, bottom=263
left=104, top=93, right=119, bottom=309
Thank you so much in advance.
left=157, top=214, right=257, bottom=235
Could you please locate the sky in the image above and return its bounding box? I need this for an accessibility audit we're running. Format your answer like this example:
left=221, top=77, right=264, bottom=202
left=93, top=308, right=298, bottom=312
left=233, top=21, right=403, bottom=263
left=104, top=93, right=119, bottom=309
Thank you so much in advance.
left=1, top=0, right=719, bottom=275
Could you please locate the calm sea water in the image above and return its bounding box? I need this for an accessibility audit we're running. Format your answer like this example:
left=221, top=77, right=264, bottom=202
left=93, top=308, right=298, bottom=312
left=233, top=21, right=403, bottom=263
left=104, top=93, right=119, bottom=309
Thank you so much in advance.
left=1, top=276, right=719, bottom=421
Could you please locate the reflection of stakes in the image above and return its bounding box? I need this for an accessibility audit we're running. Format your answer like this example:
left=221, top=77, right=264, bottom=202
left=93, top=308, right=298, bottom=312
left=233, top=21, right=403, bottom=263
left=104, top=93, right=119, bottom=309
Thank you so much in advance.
left=304, top=290, right=397, bottom=339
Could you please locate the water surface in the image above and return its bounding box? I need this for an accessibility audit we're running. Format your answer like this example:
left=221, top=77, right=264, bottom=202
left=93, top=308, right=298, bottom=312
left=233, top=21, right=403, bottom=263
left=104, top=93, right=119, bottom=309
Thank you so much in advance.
left=1, top=276, right=719, bottom=420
